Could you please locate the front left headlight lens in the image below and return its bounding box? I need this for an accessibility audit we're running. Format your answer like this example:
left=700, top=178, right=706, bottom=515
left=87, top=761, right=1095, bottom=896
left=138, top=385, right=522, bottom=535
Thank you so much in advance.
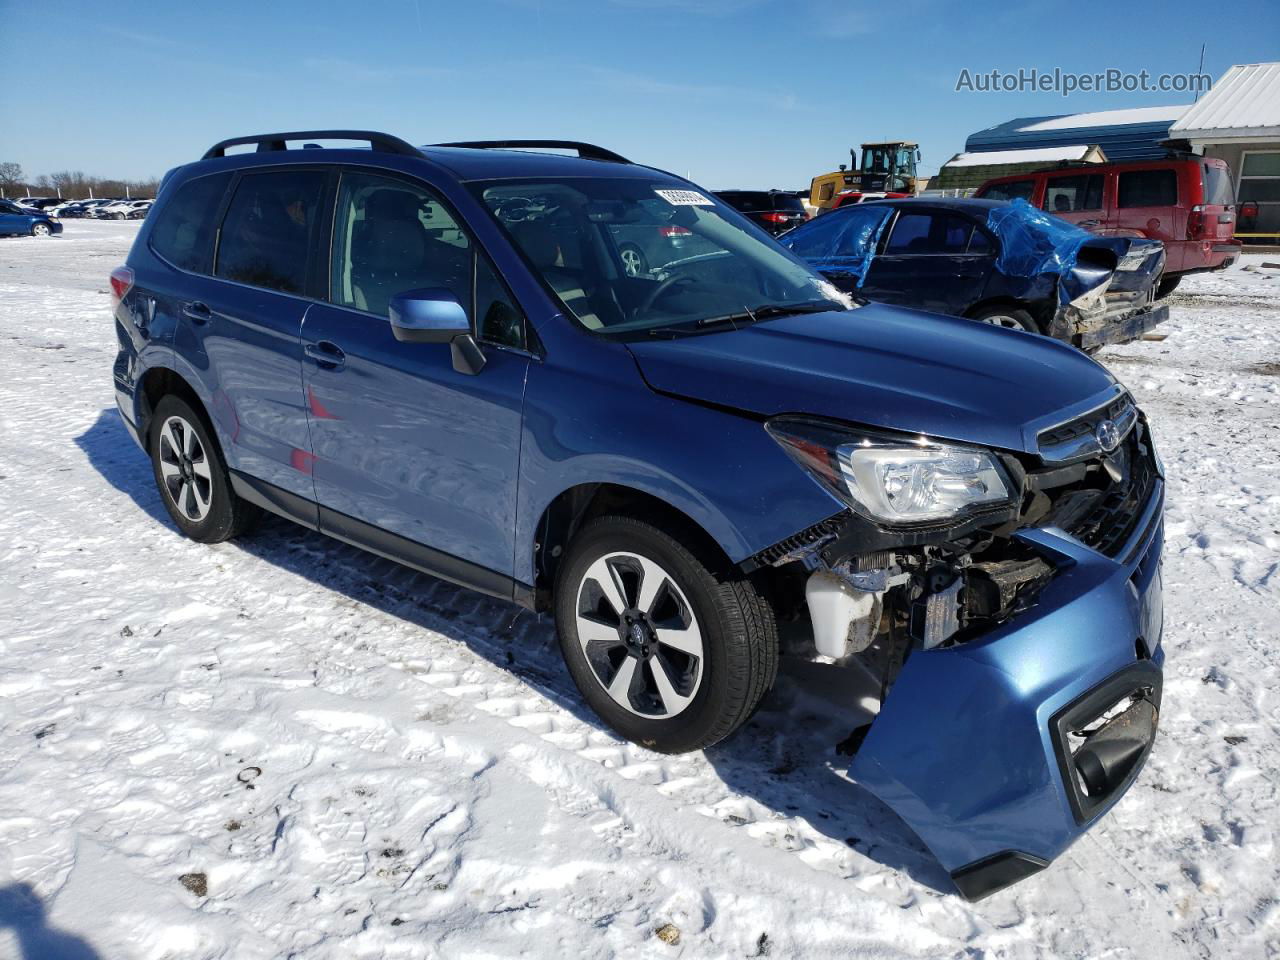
left=766, top=417, right=1014, bottom=525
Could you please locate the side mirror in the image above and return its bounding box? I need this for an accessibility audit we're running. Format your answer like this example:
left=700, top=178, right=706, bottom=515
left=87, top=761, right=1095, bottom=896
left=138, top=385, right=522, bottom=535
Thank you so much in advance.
left=389, top=288, right=470, bottom=343
left=388, top=288, right=487, bottom=375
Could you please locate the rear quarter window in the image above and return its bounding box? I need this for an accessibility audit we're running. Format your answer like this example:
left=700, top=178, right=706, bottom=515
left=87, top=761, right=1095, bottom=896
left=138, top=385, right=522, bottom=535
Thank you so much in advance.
left=149, top=172, right=231, bottom=274
left=978, top=179, right=1036, bottom=202
left=1201, top=164, right=1234, bottom=206
left=1117, top=169, right=1178, bottom=208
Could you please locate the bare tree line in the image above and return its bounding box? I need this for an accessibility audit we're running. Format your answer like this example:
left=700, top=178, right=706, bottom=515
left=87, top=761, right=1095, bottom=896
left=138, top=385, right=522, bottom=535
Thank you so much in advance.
left=0, top=162, right=160, bottom=200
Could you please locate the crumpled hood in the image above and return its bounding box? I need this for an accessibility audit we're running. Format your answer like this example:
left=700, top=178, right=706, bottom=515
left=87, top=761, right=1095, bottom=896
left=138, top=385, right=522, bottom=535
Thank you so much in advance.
left=626, top=305, right=1119, bottom=454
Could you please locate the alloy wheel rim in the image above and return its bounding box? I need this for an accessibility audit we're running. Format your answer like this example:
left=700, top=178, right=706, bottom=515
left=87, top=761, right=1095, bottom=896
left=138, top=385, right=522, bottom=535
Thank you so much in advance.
left=977, top=314, right=1022, bottom=329
left=575, top=551, right=703, bottom=719
left=33, top=224, right=50, bottom=236
left=620, top=248, right=645, bottom=277
left=158, top=415, right=214, bottom=522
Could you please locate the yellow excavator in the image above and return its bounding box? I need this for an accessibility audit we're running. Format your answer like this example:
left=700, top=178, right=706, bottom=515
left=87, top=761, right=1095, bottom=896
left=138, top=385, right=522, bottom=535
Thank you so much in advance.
left=809, top=141, right=921, bottom=212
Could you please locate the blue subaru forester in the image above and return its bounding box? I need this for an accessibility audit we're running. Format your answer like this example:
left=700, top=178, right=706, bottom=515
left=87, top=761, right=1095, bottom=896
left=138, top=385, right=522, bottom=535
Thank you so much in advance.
left=111, top=131, right=1165, bottom=900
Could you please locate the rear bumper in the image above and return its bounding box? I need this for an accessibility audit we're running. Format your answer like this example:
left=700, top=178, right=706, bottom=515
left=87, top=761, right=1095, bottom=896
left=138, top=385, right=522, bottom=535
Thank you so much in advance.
left=850, top=483, right=1165, bottom=899
left=1080, top=303, right=1168, bottom=350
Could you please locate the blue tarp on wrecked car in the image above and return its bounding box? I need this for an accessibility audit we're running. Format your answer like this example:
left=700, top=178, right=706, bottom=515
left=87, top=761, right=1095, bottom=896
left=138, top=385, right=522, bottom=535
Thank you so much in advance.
left=784, top=198, right=1098, bottom=302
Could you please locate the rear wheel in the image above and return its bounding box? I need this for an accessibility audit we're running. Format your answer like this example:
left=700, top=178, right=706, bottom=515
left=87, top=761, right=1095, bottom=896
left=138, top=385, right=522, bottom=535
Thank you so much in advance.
left=148, top=395, right=259, bottom=543
left=555, top=516, right=777, bottom=754
left=1155, top=274, right=1181, bottom=299
left=971, top=305, right=1037, bottom=333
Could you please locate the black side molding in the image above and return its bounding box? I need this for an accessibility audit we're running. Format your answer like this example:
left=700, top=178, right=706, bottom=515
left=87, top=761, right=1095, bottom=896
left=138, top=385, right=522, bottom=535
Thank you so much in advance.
left=228, top=471, right=536, bottom=610
left=951, top=851, right=1049, bottom=901
left=230, top=471, right=319, bottom=530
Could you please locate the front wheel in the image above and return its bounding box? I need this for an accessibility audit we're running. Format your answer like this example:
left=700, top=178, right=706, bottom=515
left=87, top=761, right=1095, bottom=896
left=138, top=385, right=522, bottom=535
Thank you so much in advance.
left=555, top=516, right=777, bottom=754
left=31, top=222, right=51, bottom=237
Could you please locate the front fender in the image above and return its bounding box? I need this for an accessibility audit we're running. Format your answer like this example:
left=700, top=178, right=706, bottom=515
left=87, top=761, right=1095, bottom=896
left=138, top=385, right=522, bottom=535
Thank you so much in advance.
left=514, top=339, right=841, bottom=585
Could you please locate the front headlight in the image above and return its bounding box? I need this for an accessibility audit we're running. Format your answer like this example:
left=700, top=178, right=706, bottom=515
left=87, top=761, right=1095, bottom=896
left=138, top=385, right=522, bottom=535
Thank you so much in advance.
left=766, top=417, right=1015, bottom=525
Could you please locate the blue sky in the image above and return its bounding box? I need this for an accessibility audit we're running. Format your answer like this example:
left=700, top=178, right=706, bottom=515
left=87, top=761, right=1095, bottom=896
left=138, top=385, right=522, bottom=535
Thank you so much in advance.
left=2, top=0, right=1277, bottom=188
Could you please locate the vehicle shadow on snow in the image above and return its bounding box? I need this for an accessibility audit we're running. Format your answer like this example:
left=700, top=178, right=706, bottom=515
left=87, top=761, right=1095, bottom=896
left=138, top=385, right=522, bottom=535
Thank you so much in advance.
left=0, top=884, right=102, bottom=960
left=75, top=407, right=951, bottom=895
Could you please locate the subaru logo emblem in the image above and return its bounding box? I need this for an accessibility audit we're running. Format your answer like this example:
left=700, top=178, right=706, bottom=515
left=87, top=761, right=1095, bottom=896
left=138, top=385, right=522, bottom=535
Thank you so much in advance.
left=1095, top=419, right=1121, bottom=453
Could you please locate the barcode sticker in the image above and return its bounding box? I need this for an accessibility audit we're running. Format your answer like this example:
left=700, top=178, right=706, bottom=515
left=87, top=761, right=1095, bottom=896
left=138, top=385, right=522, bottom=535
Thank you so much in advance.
left=654, top=189, right=714, bottom=206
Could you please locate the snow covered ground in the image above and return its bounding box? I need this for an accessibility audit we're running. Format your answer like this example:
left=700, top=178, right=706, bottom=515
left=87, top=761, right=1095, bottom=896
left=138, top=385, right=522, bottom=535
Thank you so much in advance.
left=0, top=220, right=1277, bottom=960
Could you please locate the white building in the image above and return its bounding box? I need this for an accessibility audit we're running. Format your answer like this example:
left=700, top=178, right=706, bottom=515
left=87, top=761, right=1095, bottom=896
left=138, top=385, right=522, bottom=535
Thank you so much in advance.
left=1171, top=62, right=1280, bottom=242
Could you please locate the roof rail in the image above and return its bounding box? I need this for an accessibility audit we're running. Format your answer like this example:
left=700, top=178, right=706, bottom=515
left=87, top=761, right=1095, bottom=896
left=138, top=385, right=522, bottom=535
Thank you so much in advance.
left=202, top=130, right=422, bottom=160
left=431, top=140, right=631, bottom=164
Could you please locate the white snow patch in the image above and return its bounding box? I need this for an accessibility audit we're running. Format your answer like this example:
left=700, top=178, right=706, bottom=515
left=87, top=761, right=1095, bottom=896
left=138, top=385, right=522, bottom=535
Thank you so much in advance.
left=0, top=220, right=1278, bottom=958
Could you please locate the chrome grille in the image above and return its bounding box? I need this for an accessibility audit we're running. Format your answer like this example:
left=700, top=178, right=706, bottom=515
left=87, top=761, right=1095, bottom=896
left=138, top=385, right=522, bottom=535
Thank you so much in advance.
left=1037, top=394, right=1138, bottom=463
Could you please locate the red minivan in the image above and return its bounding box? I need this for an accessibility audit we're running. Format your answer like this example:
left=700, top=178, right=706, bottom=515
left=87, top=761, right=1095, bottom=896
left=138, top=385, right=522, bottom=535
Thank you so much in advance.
left=976, top=156, right=1241, bottom=297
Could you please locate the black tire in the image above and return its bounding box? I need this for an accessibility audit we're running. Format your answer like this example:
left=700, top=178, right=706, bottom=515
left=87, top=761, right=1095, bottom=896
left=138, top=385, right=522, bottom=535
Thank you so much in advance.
left=30, top=222, right=51, bottom=237
left=618, top=243, right=649, bottom=278
left=1155, top=274, right=1181, bottom=299
left=555, top=515, right=778, bottom=754
left=148, top=395, right=259, bottom=543
left=971, top=305, right=1037, bottom=333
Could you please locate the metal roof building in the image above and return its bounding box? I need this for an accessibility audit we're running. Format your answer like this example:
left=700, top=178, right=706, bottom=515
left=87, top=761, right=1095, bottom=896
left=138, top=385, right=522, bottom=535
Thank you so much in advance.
left=964, top=106, right=1186, bottom=163
left=1171, top=62, right=1280, bottom=142
left=1171, top=62, right=1280, bottom=242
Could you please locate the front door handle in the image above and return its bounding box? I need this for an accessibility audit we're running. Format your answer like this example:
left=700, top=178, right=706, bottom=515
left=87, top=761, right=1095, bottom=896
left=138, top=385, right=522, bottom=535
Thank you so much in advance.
left=182, top=301, right=211, bottom=324
left=304, top=340, right=346, bottom=370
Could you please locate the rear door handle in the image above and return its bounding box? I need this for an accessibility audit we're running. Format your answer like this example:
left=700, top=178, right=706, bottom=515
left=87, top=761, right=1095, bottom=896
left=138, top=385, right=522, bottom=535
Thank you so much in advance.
left=304, top=340, right=346, bottom=370
left=182, top=301, right=211, bottom=324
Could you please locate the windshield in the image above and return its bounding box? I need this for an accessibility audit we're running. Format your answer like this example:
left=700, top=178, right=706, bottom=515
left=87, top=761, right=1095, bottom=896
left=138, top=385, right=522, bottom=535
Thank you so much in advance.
left=472, top=178, right=851, bottom=337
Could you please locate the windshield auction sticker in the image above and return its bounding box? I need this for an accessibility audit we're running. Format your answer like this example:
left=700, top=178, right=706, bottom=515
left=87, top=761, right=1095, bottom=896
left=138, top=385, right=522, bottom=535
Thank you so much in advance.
left=654, top=189, right=714, bottom=206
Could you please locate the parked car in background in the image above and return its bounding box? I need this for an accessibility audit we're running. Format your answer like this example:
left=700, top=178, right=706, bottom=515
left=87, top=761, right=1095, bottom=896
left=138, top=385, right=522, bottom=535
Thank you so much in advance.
left=779, top=197, right=1167, bottom=351
left=0, top=198, right=63, bottom=237
left=113, top=130, right=1165, bottom=901
left=49, top=200, right=90, bottom=218
left=715, top=189, right=809, bottom=235
left=975, top=155, right=1239, bottom=297
left=59, top=199, right=111, bottom=218
left=92, top=199, right=152, bottom=220
left=18, top=197, right=63, bottom=212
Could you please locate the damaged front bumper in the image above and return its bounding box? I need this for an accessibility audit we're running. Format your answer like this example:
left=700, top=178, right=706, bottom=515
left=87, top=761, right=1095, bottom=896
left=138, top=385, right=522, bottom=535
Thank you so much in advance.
left=850, top=482, right=1165, bottom=900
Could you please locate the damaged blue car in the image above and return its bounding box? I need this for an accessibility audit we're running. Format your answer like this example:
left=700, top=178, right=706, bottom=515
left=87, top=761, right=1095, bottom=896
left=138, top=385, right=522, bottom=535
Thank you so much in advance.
left=112, top=132, right=1163, bottom=902
left=780, top=197, right=1168, bottom=352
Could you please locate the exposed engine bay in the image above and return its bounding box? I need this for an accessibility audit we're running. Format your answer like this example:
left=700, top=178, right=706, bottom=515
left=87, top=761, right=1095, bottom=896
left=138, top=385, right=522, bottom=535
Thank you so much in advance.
left=748, top=402, right=1160, bottom=707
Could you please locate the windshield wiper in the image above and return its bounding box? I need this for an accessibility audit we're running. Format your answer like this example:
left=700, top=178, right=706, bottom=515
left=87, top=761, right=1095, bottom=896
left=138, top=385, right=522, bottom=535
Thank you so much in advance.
left=695, top=302, right=836, bottom=328
left=644, top=302, right=839, bottom=338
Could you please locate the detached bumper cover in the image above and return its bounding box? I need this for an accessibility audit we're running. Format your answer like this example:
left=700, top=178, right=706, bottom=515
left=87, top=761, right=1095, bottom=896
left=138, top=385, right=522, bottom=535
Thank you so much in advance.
left=850, top=486, right=1164, bottom=900
left=1079, top=304, right=1168, bottom=350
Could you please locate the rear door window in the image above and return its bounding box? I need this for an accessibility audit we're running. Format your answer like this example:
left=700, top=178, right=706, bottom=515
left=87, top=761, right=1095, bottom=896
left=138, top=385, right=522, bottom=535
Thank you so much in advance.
left=1042, top=174, right=1103, bottom=213
left=149, top=172, right=231, bottom=274
left=215, top=170, right=328, bottom=295
left=979, top=179, right=1035, bottom=202
left=1117, top=169, right=1178, bottom=208
left=884, top=212, right=974, bottom=254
